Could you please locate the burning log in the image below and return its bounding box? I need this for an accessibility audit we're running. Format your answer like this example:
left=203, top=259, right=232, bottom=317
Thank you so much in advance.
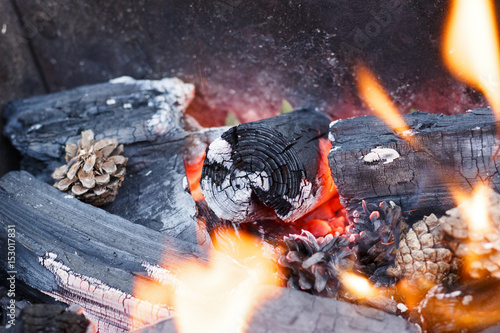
left=201, top=108, right=334, bottom=223
left=133, top=286, right=418, bottom=333
left=328, top=108, right=500, bottom=219
left=3, top=76, right=199, bottom=241
left=0, top=171, right=207, bottom=332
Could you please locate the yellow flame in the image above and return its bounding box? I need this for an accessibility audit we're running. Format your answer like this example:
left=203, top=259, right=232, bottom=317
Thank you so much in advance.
left=356, top=64, right=410, bottom=133
left=453, top=184, right=491, bottom=234
left=443, top=0, right=500, bottom=116
left=340, top=272, right=379, bottom=299
left=133, top=230, right=280, bottom=333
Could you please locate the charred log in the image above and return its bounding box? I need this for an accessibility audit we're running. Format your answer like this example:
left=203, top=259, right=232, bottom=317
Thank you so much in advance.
left=328, top=108, right=500, bottom=220
left=0, top=171, right=207, bottom=332
left=201, top=108, right=334, bottom=223
left=3, top=77, right=199, bottom=241
left=11, top=304, right=90, bottom=333
left=134, top=286, right=418, bottom=333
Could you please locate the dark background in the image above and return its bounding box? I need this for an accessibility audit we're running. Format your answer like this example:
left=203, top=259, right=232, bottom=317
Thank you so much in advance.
left=0, top=0, right=491, bottom=177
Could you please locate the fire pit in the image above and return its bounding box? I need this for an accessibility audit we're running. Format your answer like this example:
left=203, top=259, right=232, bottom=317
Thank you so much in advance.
left=1, top=1, right=500, bottom=333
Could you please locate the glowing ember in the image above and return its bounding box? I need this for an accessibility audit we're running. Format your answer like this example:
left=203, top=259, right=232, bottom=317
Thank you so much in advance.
left=340, top=272, right=378, bottom=299
left=133, top=230, right=280, bottom=333
left=184, top=152, right=206, bottom=201
left=356, top=64, right=409, bottom=134
left=443, top=0, right=500, bottom=115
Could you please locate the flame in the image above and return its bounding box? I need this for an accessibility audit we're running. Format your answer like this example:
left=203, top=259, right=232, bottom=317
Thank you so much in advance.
left=443, top=0, right=500, bottom=116
left=452, top=184, right=493, bottom=278
left=340, top=272, right=379, bottom=299
left=356, top=64, right=410, bottom=134
left=133, top=230, right=280, bottom=333
left=453, top=184, right=491, bottom=234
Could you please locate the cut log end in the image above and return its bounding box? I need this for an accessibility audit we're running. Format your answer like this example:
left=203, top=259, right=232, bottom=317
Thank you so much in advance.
left=200, top=109, right=334, bottom=223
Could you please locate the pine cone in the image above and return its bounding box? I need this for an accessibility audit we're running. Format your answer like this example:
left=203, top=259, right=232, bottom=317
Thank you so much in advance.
left=386, top=214, right=456, bottom=285
left=439, top=189, right=500, bottom=279
left=277, top=230, right=355, bottom=297
left=347, top=201, right=403, bottom=285
left=52, top=130, right=127, bottom=206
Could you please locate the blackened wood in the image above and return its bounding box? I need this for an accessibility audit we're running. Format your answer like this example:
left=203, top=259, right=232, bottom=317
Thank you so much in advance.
left=12, top=304, right=90, bottom=333
left=328, top=109, right=500, bottom=219
left=0, top=171, right=208, bottom=332
left=134, top=286, right=418, bottom=333
left=3, top=77, right=199, bottom=241
left=201, top=108, right=333, bottom=223
left=4, top=76, right=194, bottom=180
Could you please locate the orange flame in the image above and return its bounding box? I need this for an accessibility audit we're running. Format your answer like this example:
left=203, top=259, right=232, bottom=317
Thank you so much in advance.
left=184, top=152, right=206, bottom=201
left=340, top=272, right=379, bottom=299
left=133, top=230, right=280, bottom=333
left=453, top=184, right=491, bottom=234
left=443, top=0, right=500, bottom=116
left=356, top=64, right=410, bottom=134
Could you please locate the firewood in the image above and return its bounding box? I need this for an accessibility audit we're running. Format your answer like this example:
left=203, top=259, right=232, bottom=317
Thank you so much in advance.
left=0, top=171, right=207, bottom=332
left=328, top=108, right=500, bottom=220
left=3, top=77, right=199, bottom=241
left=201, top=108, right=334, bottom=223
left=133, top=286, right=418, bottom=333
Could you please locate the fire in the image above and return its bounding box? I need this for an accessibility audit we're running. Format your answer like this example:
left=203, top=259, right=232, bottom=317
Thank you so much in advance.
left=453, top=184, right=491, bottom=234
left=133, top=230, right=280, bottom=333
left=452, top=184, right=493, bottom=277
left=340, top=272, right=379, bottom=299
left=356, top=64, right=410, bottom=134
left=184, top=152, right=206, bottom=201
left=443, top=0, right=500, bottom=116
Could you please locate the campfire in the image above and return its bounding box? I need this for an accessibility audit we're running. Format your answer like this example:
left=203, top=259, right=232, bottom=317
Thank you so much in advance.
left=3, top=1, right=500, bottom=333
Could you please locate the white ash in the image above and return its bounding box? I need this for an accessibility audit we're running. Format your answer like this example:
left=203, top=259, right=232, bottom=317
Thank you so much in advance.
left=363, top=147, right=400, bottom=164
left=205, top=138, right=233, bottom=165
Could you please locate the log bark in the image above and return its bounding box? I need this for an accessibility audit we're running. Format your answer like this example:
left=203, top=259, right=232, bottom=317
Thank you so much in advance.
left=328, top=108, right=500, bottom=220
left=133, top=286, right=418, bottom=333
left=3, top=77, right=199, bottom=242
left=0, top=171, right=208, bottom=332
left=201, top=108, right=334, bottom=223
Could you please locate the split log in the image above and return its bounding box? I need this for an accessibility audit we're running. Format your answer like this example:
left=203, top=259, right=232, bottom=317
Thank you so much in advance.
left=0, top=171, right=208, bottom=332
left=201, top=108, right=334, bottom=223
left=3, top=77, right=199, bottom=241
left=328, top=108, right=500, bottom=219
left=134, top=286, right=418, bottom=333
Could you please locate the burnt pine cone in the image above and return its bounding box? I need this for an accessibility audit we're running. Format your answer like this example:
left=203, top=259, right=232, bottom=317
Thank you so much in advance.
left=347, top=201, right=403, bottom=285
left=439, top=188, right=500, bottom=279
left=52, top=130, right=127, bottom=206
left=277, top=230, right=355, bottom=297
left=386, top=214, right=456, bottom=285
